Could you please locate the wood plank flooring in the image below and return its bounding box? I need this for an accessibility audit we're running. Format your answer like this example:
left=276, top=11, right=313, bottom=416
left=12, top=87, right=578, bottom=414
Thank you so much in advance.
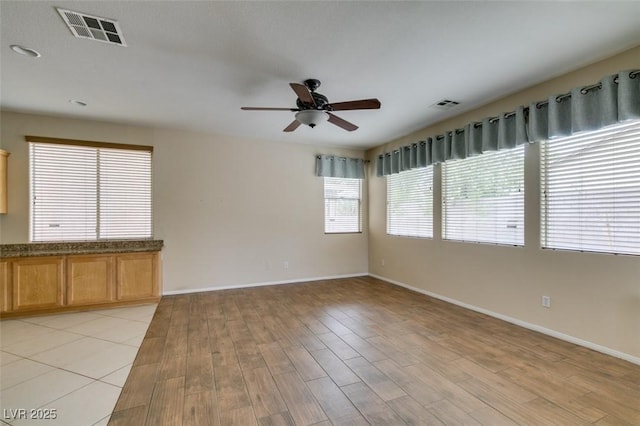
left=109, top=276, right=640, bottom=425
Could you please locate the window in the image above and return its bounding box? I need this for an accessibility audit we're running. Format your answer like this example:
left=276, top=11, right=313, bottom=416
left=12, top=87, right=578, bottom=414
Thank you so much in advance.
left=442, top=146, right=524, bottom=245
left=387, top=167, right=433, bottom=238
left=30, top=140, right=152, bottom=241
left=324, top=177, right=361, bottom=233
left=541, top=120, right=640, bottom=255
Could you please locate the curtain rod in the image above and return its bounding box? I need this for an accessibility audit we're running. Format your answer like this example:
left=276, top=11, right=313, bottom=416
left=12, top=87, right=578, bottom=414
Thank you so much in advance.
left=481, top=70, right=639, bottom=124
left=528, top=70, right=639, bottom=112
left=377, top=70, right=639, bottom=158
left=316, top=155, right=369, bottom=163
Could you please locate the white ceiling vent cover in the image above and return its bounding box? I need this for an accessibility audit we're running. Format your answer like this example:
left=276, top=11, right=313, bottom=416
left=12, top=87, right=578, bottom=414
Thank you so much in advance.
left=56, top=8, right=127, bottom=47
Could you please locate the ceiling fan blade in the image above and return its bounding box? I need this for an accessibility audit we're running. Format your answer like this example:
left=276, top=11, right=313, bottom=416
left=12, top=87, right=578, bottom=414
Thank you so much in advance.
left=290, top=83, right=316, bottom=106
left=283, top=120, right=301, bottom=132
left=241, top=107, right=299, bottom=111
left=328, top=98, right=381, bottom=111
left=327, top=113, right=358, bottom=132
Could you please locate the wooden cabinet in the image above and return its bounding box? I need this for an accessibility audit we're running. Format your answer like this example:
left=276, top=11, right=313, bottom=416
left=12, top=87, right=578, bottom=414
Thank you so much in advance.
left=67, top=255, right=114, bottom=305
left=0, top=260, right=10, bottom=313
left=0, top=251, right=160, bottom=317
left=117, top=253, right=158, bottom=300
left=12, top=257, right=64, bottom=311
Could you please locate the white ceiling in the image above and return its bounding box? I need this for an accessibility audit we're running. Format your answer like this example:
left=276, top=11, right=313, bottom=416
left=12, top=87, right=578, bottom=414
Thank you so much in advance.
left=2, top=1, right=640, bottom=149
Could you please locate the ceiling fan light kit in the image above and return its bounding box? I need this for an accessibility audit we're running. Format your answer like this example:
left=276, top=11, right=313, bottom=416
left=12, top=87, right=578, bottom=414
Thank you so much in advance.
left=241, top=79, right=380, bottom=132
left=295, top=110, right=328, bottom=128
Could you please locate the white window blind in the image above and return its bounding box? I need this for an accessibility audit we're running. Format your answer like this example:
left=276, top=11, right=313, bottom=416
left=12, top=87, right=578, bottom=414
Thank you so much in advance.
left=30, top=143, right=98, bottom=241
left=387, top=167, right=433, bottom=238
left=541, top=120, right=640, bottom=255
left=442, top=146, right=524, bottom=245
left=30, top=142, right=152, bottom=241
left=324, top=177, right=361, bottom=233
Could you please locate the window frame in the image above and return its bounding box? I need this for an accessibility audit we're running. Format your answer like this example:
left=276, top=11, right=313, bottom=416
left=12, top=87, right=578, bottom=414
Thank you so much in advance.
left=386, top=166, right=434, bottom=239
left=27, top=136, right=153, bottom=242
left=441, top=145, right=525, bottom=246
left=540, top=120, right=640, bottom=256
left=323, top=177, right=362, bottom=234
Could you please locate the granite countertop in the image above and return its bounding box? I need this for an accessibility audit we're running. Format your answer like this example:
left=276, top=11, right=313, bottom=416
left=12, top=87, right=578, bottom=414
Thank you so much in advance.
left=0, top=240, right=164, bottom=258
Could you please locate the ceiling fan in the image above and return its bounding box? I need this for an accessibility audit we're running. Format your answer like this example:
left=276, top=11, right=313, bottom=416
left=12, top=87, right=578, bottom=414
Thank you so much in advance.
left=241, top=79, right=381, bottom=132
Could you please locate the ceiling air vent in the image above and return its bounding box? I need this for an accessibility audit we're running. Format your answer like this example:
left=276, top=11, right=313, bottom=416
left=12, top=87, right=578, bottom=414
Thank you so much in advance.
left=56, top=8, right=127, bottom=46
left=432, top=99, right=460, bottom=110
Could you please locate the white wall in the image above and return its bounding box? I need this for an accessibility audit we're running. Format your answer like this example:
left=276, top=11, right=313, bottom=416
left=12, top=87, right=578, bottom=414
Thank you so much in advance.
left=151, top=127, right=368, bottom=291
left=366, top=46, right=640, bottom=360
left=0, top=112, right=368, bottom=292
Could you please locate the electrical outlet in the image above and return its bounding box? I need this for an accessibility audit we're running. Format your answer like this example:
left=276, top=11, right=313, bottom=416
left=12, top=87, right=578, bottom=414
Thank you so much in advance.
left=381, top=258, right=385, bottom=267
left=542, top=295, right=551, bottom=308
left=283, top=261, right=289, bottom=269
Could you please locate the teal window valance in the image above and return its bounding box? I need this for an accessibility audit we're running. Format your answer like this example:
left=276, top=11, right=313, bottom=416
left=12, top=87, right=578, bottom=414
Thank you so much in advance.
left=316, top=155, right=365, bottom=179
left=377, top=69, right=640, bottom=176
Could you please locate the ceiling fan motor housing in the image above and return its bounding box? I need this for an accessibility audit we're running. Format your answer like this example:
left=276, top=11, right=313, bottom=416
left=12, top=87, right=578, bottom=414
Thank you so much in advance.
left=296, top=92, right=329, bottom=110
left=304, top=78, right=321, bottom=91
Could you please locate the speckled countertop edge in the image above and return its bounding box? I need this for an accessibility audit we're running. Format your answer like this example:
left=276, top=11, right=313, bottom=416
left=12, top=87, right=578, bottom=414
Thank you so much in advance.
left=0, top=240, right=164, bottom=258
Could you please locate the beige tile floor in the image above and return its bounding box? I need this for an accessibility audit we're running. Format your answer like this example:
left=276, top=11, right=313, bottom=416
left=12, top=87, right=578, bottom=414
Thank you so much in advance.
left=0, top=304, right=157, bottom=425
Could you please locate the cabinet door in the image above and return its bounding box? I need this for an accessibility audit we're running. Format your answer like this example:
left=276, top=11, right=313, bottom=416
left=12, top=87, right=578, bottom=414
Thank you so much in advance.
left=116, top=252, right=158, bottom=300
left=12, top=257, right=64, bottom=311
left=0, top=260, right=11, bottom=313
left=67, top=255, right=114, bottom=305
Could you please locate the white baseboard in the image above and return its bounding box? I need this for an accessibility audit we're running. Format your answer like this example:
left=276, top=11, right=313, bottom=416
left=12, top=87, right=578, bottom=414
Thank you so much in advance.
left=369, top=273, right=640, bottom=366
left=162, top=273, right=368, bottom=296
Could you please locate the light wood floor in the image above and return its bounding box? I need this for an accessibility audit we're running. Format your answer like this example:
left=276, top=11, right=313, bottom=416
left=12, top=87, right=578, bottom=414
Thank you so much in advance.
left=109, top=276, right=640, bottom=425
